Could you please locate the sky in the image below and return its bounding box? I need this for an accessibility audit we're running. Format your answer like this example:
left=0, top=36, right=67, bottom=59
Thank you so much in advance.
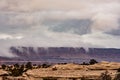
left=0, top=0, right=120, bottom=57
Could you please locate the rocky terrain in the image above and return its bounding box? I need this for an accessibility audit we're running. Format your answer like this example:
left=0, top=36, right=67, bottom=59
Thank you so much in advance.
left=0, top=61, right=120, bottom=80
left=25, top=61, right=119, bottom=79
left=0, top=47, right=120, bottom=79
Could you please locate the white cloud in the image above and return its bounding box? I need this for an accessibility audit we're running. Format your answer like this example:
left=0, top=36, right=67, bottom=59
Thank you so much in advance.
left=0, top=0, right=119, bottom=11
left=0, top=0, right=119, bottom=32
left=0, top=0, right=120, bottom=57
left=0, top=34, right=23, bottom=40
left=91, top=13, right=119, bottom=32
left=82, top=32, right=120, bottom=48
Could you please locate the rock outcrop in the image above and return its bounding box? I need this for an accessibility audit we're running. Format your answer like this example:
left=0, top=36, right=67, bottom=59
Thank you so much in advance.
left=25, top=62, right=119, bottom=80
left=0, top=62, right=120, bottom=80
left=1, top=47, right=120, bottom=64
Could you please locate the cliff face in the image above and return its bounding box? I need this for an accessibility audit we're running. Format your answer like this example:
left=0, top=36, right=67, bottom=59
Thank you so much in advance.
left=0, top=47, right=120, bottom=63
left=9, top=47, right=89, bottom=63
left=89, top=48, right=120, bottom=61
left=10, top=47, right=87, bottom=57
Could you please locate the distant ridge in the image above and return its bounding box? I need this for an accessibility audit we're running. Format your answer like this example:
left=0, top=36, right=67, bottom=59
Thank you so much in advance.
left=0, top=47, right=120, bottom=64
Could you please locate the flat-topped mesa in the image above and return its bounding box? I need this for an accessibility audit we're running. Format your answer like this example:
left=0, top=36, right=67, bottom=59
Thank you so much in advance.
left=89, top=48, right=120, bottom=54
left=0, top=47, right=120, bottom=63
left=88, top=48, right=120, bottom=61
left=10, top=47, right=87, bottom=57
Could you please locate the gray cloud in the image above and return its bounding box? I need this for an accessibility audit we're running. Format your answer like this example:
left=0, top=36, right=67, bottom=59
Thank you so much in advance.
left=42, top=19, right=92, bottom=35
left=0, top=0, right=120, bottom=57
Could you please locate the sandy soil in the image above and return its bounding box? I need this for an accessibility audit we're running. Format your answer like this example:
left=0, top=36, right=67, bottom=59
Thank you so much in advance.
left=26, top=61, right=120, bottom=79
left=0, top=61, right=120, bottom=80
left=26, top=69, right=116, bottom=78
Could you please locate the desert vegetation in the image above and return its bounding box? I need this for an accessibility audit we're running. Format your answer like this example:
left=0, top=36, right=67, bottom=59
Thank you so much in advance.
left=0, top=59, right=120, bottom=80
left=1, top=62, right=32, bottom=77
left=99, top=70, right=112, bottom=80
left=0, top=62, right=51, bottom=77
left=81, top=59, right=98, bottom=65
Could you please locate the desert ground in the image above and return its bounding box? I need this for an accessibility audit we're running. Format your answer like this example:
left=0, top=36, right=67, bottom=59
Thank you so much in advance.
left=0, top=61, right=120, bottom=80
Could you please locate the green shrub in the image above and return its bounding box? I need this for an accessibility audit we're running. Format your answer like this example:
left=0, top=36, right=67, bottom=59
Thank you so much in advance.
left=52, top=67, right=57, bottom=71
left=8, top=64, right=25, bottom=76
left=1, top=64, right=6, bottom=70
left=42, top=64, right=50, bottom=68
left=99, top=71, right=112, bottom=80
left=117, top=68, right=120, bottom=72
left=9, top=68, right=23, bottom=76
left=89, top=59, right=98, bottom=65
left=3, top=62, right=33, bottom=77
left=14, top=63, right=20, bottom=68
left=25, top=62, right=32, bottom=69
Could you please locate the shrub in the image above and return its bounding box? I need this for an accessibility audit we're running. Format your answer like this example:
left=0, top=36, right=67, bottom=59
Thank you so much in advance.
left=3, top=62, right=32, bottom=77
left=14, top=63, right=20, bottom=68
left=99, top=71, right=112, bottom=80
left=25, top=62, right=32, bottom=69
left=8, top=64, right=26, bottom=77
left=81, top=62, right=89, bottom=65
left=9, top=68, right=23, bottom=76
left=52, top=67, right=57, bottom=71
left=117, top=68, right=120, bottom=72
left=89, top=59, right=98, bottom=65
left=1, top=64, right=6, bottom=70
left=42, top=64, right=50, bottom=68
left=38, top=64, right=41, bottom=68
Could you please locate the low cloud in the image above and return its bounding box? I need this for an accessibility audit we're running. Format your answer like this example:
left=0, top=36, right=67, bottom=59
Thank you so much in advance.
left=0, top=33, right=23, bottom=40
left=0, top=0, right=120, bottom=57
left=91, top=13, right=119, bottom=32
